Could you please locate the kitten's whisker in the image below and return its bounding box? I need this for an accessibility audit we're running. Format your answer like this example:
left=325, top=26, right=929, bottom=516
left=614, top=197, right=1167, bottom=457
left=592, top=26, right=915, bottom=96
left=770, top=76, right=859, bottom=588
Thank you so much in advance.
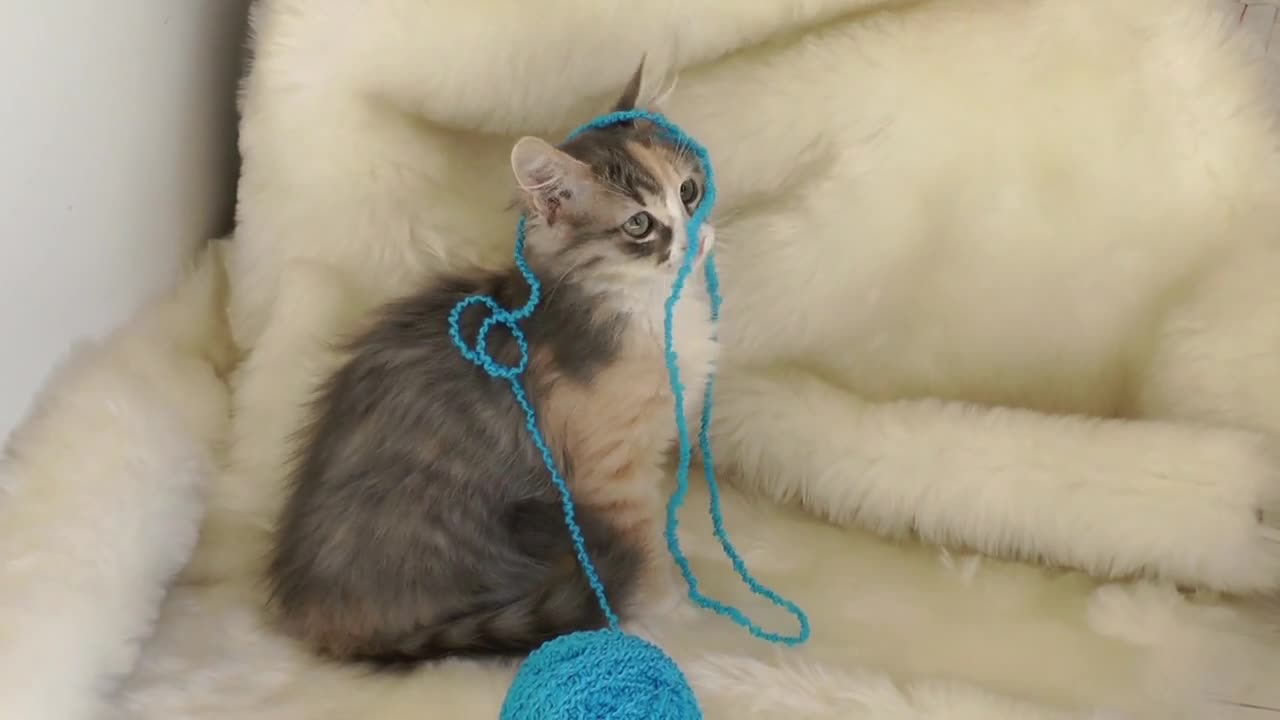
left=669, top=141, right=698, bottom=178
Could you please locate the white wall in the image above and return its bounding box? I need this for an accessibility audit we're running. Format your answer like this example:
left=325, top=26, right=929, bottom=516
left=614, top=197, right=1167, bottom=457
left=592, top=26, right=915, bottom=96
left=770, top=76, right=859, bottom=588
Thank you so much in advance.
left=0, top=2, right=250, bottom=440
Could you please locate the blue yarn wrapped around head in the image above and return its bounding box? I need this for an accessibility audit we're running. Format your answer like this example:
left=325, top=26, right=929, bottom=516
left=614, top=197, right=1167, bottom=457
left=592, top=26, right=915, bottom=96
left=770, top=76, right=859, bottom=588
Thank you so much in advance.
left=450, top=109, right=809, bottom=720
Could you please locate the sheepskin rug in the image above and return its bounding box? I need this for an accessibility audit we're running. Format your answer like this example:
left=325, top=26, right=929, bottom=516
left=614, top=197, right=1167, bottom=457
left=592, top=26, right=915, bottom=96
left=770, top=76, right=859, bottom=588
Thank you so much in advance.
left=3, top=0, right=1280, bottom=719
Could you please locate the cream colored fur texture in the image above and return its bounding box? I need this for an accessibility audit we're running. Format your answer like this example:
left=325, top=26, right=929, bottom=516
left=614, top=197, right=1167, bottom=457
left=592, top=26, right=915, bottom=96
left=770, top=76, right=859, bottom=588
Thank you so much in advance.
left=9, top=0, right=1280, bottom=717
left=0, top=244, right=233, bottom=720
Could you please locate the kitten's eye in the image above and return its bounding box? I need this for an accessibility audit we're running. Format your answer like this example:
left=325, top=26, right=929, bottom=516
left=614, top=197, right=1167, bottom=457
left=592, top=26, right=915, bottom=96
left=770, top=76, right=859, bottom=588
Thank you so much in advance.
left=679, top=178, right=700, bottom=208
left=621, top=211, right=653, bottom=239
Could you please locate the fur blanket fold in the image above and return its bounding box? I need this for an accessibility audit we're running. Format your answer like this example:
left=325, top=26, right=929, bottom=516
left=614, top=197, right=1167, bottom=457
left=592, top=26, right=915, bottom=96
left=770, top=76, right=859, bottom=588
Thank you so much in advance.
left=4, top=0, right=1280, bottom=718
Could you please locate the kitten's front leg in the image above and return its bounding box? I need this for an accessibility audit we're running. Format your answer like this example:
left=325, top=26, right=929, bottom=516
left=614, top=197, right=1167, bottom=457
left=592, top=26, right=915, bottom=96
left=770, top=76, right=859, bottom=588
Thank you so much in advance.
left=578, top=464, right=686, bottom=618
left=617, top=467, right=687, bottom=616
left=711, top=367, right=1280, bottom=593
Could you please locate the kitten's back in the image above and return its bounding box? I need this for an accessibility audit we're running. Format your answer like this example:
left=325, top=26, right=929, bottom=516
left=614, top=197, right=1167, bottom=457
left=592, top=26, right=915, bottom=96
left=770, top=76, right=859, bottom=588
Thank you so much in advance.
left=267, top=268, right=643, bottom=664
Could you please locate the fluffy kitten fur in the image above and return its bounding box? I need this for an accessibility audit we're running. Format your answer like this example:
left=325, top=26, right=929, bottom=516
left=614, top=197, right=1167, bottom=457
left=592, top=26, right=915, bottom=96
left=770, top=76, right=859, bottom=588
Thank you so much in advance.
left=266, top=66, right=717, bottom=664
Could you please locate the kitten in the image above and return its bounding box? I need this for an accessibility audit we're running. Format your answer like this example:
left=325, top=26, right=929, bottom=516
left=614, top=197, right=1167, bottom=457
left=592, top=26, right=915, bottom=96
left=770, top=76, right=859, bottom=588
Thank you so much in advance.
left=266, top=64, right=718, bottom=665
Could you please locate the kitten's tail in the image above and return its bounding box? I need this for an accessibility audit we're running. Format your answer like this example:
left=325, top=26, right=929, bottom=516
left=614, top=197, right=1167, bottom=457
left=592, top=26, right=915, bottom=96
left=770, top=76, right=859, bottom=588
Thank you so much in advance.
left=363, top=510, right=643, bottom=665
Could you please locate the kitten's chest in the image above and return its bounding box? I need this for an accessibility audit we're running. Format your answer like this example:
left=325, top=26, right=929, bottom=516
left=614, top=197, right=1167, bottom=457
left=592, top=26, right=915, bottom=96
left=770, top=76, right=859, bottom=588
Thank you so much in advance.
left=640, top=290, right=718, bottom=401
left=553, top=297, right=717, bottom=461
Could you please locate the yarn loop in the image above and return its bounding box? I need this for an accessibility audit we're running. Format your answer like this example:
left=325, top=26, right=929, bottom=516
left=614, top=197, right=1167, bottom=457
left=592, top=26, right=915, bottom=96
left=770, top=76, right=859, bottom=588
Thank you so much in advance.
left=450, top=297, right=527, bottom=378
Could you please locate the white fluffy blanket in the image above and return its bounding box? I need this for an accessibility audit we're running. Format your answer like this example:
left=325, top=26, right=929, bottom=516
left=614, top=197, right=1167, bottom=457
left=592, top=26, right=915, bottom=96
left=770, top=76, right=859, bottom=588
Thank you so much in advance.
left=4, top=0, right=1280, bottom=718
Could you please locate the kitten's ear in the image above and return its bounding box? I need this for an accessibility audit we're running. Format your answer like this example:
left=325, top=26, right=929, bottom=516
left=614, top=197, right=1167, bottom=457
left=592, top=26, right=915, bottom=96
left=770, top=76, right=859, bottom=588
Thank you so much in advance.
left=510, top=136, right=589, bottom=225
left=611, top=56, right=646, bottom=112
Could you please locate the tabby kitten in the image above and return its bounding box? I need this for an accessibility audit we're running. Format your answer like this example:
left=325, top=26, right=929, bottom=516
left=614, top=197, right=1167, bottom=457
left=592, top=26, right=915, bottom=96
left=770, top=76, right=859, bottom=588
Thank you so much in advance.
left=266, top=64, right=718, bottom=664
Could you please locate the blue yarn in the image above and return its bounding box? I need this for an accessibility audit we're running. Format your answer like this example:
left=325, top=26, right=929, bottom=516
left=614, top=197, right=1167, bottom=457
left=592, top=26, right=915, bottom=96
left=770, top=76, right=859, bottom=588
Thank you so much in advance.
left=449, top=110, right=809, bottom=720
left=500, top=630, right=700, bottom=719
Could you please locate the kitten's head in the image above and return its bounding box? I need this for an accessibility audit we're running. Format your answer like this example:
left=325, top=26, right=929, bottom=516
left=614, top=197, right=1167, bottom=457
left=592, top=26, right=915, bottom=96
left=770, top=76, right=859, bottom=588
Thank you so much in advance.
left=510, top=61, right=714, bottom=294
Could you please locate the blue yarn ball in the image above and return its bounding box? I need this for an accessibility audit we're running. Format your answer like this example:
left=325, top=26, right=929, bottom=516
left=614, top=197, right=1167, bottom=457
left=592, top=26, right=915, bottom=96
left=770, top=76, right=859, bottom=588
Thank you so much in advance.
left=499, top=630, right=702, bottom=720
